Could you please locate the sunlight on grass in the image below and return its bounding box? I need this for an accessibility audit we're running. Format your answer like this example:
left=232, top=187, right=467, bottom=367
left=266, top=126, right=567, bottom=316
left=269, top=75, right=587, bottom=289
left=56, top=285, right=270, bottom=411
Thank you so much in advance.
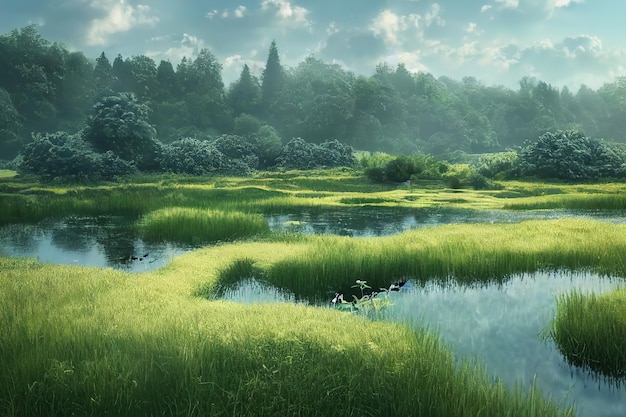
left=0, top=243, right=575, bottom=416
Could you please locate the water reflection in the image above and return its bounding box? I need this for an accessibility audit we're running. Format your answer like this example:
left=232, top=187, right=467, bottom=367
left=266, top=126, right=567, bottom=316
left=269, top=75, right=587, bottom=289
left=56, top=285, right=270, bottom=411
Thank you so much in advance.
left=0, top=215, right=189, bottom=272
left=223, top=272, right=626, bottom=417
left=389, top=272, right=626, bottom=417
left=266, top=207, right=626, bottom=237
left=1, top=208, right=625, bottom=271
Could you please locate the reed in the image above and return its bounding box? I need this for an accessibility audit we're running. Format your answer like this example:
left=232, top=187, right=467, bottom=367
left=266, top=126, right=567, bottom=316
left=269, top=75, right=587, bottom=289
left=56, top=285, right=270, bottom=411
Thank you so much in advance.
left=545, top=288, right=626, bottom=380
left=0, top=255, right=574, bottom=417
left=265, top=218, right=626, bottom=302
left=503, top=192, right=626, bottom=210
left=138, top=207, right=270, bottom=245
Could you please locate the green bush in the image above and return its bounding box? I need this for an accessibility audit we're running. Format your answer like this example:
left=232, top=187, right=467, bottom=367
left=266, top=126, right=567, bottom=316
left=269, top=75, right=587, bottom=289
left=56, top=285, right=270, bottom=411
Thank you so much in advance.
left=275, top=138, right=355, bottom=170
left=514, top=130, right=625, bottom=180
left=18, top=131, right=136, bottom=181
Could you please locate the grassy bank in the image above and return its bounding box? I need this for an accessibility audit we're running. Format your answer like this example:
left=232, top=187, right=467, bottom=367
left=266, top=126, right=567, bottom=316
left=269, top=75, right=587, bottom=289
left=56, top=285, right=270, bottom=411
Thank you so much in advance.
left=0, top=252, right=574, bottom=417
left=546, top=288, right=626, bottom=380
left=251, top=218, right=626, bottom=302
left=3, top=171, right=626, bottom=226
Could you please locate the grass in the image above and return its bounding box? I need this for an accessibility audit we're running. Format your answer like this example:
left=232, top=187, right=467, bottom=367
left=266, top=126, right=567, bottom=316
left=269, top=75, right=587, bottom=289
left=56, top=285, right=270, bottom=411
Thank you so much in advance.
left=255, top=218, right=626, bottom=302
left=4, top=171, right=626, bottom=413
left=545, top=288, right=626, bottom=380
left=0, top=250, right=575, bottom=417
left=138, top=207, right=270, bottom=245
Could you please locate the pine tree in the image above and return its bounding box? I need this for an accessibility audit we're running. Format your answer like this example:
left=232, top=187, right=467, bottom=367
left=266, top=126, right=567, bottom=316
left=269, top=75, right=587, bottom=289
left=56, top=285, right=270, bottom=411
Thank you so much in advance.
left=93, top=52, right=115, bottom=97
left=228, top=64, right=260, bottom=116
left=261, top=40, right=284, bottom=109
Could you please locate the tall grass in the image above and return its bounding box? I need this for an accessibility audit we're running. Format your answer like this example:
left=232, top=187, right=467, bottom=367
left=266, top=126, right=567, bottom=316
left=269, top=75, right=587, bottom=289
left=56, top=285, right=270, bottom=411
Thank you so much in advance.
left=0, top=255, right=574, bottom=417
left=138, top=207, right=270, bottom=245
left=504, top=192, right=626, bottom=210
left=545, top=288, right=626, bottom=380
left=264, top=218, right=626, bottom=302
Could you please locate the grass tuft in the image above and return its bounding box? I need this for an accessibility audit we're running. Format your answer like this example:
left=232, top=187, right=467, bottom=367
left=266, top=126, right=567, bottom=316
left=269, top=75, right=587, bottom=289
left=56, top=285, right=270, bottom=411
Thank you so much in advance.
left=138, top=207, right=270, bottom=245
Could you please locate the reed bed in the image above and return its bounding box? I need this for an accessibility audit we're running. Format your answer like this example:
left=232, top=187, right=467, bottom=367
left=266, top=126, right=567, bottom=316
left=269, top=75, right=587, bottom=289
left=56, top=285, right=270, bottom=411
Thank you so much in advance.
left=0, top=255, right=574, bottom=417
left=264, top=218, right=626, bottom=302
left=504, top=192, right=626, bottom=210
left=546, top=288, right=626, bottom=380
left=138, top=207, right=270, bottom=245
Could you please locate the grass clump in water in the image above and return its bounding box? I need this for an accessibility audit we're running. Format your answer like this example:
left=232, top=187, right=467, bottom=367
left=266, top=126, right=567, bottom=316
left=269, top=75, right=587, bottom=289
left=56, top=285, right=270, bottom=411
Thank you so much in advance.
left=266, top=218, right=626, bottom=302
left=139, top=207, right=270, bottom=245
left=545, top=288, right=626, bottom=380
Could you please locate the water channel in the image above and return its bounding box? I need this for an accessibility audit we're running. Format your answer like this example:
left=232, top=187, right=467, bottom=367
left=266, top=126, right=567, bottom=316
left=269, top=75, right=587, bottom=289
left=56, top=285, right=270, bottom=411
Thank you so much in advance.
left=2, top=207, right=625, bottom=271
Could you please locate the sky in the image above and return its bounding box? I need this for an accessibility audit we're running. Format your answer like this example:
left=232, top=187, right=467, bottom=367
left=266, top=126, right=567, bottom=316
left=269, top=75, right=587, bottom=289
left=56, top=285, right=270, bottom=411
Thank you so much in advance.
left=1, top=0, right=625, bottom=90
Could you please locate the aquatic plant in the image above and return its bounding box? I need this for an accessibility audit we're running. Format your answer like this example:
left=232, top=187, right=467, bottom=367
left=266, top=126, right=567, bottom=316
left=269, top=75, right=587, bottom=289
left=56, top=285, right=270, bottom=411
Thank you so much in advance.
left=545, top=288, right=626, bottom=381
left=138, top=207, right=270, bottom=245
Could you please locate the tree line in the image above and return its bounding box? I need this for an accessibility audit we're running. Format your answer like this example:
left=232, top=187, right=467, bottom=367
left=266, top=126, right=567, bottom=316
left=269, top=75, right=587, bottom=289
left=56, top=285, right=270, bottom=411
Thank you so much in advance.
left=2, top=25, right=626, bottom=183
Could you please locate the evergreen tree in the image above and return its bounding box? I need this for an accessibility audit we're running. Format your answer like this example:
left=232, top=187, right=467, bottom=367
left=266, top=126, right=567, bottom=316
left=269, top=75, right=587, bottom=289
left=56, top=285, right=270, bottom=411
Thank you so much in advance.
left=228, top=64, right=260, bottom=117
left=93, top=52, right=115, bottom=97
left=261, top=40, right=284, bottom=111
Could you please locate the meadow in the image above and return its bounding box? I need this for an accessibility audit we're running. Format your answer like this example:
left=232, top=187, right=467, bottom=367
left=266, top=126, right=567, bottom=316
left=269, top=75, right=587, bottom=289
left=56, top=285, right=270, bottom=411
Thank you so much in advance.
left=2, top=169, right=626, bottom=416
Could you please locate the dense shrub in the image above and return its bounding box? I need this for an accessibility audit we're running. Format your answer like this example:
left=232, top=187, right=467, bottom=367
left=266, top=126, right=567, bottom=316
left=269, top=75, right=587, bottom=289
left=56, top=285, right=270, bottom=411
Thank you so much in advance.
left=84, top=92, right=162, bottom=171
left=475, top=151, right=518, bottom=179
left=275, top=138, right=355, bottom=170
left=212, top=134, right=259, bottom=171
left=18, top=131, right=136, bottom=181
left=514, top=130, right=626, bottom=180
left=160, top=137, right=228, bottom=175
left=363, top=153, right=449, bottom=183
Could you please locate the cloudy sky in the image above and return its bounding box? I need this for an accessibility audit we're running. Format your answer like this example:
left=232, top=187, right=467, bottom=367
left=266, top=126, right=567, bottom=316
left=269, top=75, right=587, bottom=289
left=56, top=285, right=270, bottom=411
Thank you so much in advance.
left=1, top=0, right=625, bottom=90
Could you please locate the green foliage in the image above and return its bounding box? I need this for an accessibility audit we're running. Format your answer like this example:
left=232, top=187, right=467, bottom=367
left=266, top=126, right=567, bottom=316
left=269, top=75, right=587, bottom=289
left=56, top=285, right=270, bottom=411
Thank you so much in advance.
left=514, top=130, right=625, bottom=180
left=18, top=131, right=136, bottom=181
left=546, top=289, right=626, bottom=380
left=363, top=153, right=449, bottom=183
left=475, top=151, right=518, bottom=179
left=275, top=138, right=355, bottom=170
left=253, top=125, right=283, bottom=169
left=160, top=137, right=228, bottom=175
left=213, top=134, right=259, bottom=172
left=84, top=92, right=161, bottom=171
left=0, top=87, right=23, bottom=158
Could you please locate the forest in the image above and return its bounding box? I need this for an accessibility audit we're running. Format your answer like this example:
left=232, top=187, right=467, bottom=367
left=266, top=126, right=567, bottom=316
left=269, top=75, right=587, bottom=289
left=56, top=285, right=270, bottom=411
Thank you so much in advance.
left=2, top=25, right=626, bottom=181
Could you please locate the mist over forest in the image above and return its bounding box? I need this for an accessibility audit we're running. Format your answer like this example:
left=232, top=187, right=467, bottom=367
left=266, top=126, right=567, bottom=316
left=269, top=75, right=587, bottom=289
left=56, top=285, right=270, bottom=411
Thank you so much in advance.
left=2, top=25, right=626, bottom=182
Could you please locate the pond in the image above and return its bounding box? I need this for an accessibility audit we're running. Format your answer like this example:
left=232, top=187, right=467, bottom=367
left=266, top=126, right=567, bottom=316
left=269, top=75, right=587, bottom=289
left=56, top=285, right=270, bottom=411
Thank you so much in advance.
left=2, top=207, right=625, bottom=270
left=223, top=271, right=626, bottom=417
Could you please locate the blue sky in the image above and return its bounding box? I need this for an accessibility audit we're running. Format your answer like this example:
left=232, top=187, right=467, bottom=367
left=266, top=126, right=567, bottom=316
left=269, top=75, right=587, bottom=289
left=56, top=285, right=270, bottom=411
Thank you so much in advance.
left=1, top=0, right=624, bottom=89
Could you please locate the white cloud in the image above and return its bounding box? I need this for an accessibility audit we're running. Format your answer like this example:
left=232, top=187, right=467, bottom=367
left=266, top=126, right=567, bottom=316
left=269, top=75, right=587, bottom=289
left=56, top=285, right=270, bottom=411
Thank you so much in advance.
left=261, top=0, right=311, bottom=27
left=480, top=5, right=492, bottom=12
left=234, top=6, right=247, bottom=18
left=87, top=0, right=159, bottom=46
left=206, top=10, right=218, bottom=19
left=369, top=4, right=445, bottom=46
left=554, top=0, right=583, bottom=7
left=145, top=33, right=206, bottom=65
left=494, top=0, right=520, bottom=8
left=466, top=22, right=477, bottom=33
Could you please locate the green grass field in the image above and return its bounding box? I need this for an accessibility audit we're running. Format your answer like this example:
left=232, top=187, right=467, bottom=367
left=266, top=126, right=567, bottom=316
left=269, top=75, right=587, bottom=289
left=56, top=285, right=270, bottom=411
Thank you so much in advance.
left=3, top=170, right=626, bottom=415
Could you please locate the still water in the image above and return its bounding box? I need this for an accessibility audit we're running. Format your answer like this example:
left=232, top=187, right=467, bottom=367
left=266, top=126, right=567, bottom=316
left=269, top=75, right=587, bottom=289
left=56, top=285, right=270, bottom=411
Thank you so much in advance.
left=223, top=272, right=626, bottom=417
left=1, top=207, right=625, bottom=270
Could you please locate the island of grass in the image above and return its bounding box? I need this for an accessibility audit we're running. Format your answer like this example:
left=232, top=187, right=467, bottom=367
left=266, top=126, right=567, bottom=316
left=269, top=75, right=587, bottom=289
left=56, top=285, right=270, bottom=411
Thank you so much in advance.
left=4, top=169, right=626, bottom=415
left=546, top=288, right=626, bottom=381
